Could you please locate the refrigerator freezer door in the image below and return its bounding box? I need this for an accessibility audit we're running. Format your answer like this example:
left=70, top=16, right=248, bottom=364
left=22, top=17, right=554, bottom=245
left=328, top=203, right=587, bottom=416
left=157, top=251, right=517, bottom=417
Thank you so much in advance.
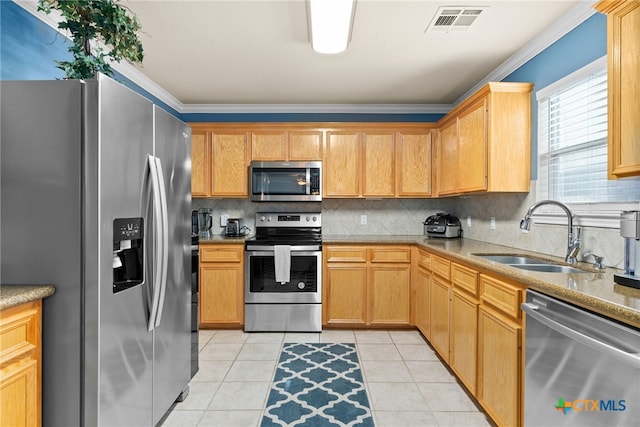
left=87, top=75, right=156, bottom=426
left=152, top=106, right=192, bottom=424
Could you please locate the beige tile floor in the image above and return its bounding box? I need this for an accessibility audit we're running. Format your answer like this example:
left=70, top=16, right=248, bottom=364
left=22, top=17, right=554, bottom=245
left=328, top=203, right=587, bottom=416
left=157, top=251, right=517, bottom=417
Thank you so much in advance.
left=160, top=329, right=492, bottom=427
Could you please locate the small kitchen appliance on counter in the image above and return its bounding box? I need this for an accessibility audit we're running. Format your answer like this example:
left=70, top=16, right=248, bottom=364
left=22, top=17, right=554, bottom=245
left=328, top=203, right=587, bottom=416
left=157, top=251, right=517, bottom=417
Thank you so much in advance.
left=198, top=208, right=214, bottom=238
left=614, top=210, right=640, bottom=289
left=424, top=213, right=463, bottom=238
left=224, top=218, right=242, bottom=236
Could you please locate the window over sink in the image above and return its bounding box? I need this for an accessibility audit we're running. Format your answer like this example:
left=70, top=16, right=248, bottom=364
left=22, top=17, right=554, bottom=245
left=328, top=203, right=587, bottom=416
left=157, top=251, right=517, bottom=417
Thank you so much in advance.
left=535, top=56, right=640, bottom=228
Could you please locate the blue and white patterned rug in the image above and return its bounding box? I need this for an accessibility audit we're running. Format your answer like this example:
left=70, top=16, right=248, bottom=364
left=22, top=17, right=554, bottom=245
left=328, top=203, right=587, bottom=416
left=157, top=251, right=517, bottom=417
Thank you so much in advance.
left=261, top=343, right=375, bottom=427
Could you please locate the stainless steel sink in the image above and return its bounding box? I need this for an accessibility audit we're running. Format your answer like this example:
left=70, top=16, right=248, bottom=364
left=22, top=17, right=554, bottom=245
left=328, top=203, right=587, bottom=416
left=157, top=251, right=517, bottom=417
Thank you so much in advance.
left=510, top=264, right=587, bottom=274
left=473, top=253, right=589, bottom=273
left=474, top=254, right=550, bottom=265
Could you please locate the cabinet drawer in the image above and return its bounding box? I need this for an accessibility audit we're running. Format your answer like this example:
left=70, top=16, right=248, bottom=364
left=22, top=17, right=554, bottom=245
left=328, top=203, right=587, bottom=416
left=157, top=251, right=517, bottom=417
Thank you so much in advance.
left=479, top=275, right=523, bottom=320
left=452, top=263, right=478, bottom=296
left=431, top=255, right=451, bottom=280
left=325, top=246, right=367, bottom=263
left=200, top=245, right=243, bottom=263
left=370, top=246, right=411, bottom=263
left=417, top=249, right=431, bottom=271
left=0, top=301, right=39, bottom=365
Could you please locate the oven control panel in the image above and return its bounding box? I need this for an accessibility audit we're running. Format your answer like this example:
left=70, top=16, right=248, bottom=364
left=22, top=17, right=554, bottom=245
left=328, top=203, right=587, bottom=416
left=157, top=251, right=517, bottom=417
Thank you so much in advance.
left=255, top=212, right=321, bottom=227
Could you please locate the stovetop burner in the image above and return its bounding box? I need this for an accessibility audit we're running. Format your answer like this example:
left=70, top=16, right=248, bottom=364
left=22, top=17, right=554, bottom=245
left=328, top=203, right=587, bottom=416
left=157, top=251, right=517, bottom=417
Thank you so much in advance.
left=246, top=212, right=322, bottom=247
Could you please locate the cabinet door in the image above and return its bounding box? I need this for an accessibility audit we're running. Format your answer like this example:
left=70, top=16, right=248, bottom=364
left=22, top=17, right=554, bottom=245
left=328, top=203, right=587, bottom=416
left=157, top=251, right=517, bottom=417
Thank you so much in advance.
left=415, top=265, right=431, bottom=338
left=458, top=99, right=487, bottom=192
left=437, top=120, right=458, bottom=195
left=324, top=264, right=367, bottom=326
left=211, top=131, right=249, bottom=197
left=324, top=131, right=360, bottom=197
left=200, top=264, right=243, bottom=325
left=599, top=1, right=640, bottom=178
left=396, top=130, right=432, bottom=197
left=450, top=289, right=478, bottom=394
left=478, top=306, right=521, bottom=427
left=191, top=130, right=209, bottom=197
left=430, top=275, right=450, bottom=361
left=251, top=131, right=286, bottom=160
left=362, top=131, right=395, bottom=197
left=369, top=265, right=410, bottom=325
left=289, top=131, right=323, bottom=160
left=0, top=359, right=38, bottom=427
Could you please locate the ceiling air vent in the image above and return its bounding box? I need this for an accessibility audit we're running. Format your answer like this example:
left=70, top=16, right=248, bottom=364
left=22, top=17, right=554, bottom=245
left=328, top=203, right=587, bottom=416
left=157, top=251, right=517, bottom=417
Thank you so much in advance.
left=426, top=6, right=488, bottom=33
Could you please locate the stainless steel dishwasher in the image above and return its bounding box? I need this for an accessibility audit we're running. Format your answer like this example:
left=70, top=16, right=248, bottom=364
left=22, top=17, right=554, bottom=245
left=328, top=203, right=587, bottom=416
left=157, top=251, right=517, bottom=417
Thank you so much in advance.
left=521, top=290, right=640, bottom=426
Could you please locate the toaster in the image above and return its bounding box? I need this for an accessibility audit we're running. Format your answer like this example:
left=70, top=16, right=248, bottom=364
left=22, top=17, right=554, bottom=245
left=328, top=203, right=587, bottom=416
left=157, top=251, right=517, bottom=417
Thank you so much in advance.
left=424, top=213, right=462, bottom=238
left=224, top=218, right=241, bottom=236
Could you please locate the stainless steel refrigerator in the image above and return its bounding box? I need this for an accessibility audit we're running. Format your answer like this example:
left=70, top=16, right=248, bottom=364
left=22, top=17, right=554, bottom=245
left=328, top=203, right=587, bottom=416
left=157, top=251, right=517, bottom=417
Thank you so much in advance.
left=1, top=74, right=192, bottom=426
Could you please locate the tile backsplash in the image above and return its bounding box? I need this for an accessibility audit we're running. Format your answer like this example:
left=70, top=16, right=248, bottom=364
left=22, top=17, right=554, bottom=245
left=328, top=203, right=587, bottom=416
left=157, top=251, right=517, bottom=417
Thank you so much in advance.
left=193, top=184, right=627, bottom=270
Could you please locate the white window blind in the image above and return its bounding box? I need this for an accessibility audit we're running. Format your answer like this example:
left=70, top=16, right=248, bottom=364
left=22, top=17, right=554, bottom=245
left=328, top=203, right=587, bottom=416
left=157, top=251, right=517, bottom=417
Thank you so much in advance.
left=537, top=57, right=640, bottom=209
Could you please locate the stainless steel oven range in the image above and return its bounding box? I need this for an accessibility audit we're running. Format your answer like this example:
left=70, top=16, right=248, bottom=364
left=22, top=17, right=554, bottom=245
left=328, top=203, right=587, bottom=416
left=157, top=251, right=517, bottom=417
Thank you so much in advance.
left=244, top=212, right=322, bottom=332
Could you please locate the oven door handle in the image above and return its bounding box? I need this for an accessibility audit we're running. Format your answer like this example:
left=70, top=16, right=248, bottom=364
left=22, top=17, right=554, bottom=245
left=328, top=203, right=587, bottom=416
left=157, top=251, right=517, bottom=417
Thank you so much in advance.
left=245, top=250, right=322, bottom=256
left=245, top=245, right=322, bottom=252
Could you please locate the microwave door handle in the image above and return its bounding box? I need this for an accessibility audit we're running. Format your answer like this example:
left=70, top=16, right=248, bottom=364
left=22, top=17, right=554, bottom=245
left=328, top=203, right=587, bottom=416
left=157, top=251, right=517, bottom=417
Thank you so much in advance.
left=306, top=168, right=311, bottom=195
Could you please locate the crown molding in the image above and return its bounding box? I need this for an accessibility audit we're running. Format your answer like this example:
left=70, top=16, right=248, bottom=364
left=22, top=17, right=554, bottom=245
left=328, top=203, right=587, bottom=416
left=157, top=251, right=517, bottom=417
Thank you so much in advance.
left=180, top=103, right=451, bottom=114
left=15, top=0, right=598, bottom=115
left=454, top=0, right=598, bottom=107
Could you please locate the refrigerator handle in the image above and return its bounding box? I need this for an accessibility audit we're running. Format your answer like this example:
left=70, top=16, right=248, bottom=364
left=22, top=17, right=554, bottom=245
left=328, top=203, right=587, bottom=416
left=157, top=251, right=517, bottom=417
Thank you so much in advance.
left=147, top=154, right=163, bottom=332
left=153, top=156, right=169, bottom=328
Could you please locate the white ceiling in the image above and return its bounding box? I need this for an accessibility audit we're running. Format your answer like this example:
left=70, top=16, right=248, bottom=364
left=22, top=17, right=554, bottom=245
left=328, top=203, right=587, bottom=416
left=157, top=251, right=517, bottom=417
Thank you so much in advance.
left=120, top=0, right=591, bottom=110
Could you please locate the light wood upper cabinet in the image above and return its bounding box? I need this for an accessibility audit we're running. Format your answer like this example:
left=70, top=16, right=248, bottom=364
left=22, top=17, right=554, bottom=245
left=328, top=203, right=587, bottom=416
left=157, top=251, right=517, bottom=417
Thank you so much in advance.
left=436, top=82, right=533, bottom=196
left=396, top=130, right=433, bottom=197
left=288, top=131, right=323, bottom=160
left=189, top=125, right=250, bottom=198
left=324, top=125, right=433, bottom=198
left=211, top=131, right=249, bottom=197
left=251, top=129, right=322, bottom=161
left=458, top=98, right=487, bottom=192
left=362, top=131, right=395, bottom=197
left=437, top=120, right=459, bottom=195
left=324, top=131, right=361, bottom=197
left=595, top=0, right=640, bottom=178
left=191, top=130, right=209, bottom=197
left=251, top=131, right=287, bottom=160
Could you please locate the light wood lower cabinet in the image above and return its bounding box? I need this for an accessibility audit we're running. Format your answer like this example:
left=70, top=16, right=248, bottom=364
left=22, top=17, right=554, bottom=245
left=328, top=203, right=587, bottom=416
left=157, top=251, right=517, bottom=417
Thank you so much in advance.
left=477, top=274, right=524, bottom=427
left=412, top=251, right=524, bottom=427
left=414, top=249, right=431, bottom=339
left=0, top=300, right=42, bottom=427
left=323, top=245, right=411, bottom=327
left=199, top=244, right=244, bottom=327
left=450, top=263, right=479, bottom=395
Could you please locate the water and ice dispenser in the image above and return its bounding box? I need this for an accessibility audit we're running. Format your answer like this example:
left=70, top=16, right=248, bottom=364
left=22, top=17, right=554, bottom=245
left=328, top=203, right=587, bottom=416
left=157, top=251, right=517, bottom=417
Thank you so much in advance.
left=113, top=217, right=144, bottom=293
left=614, top=211, right=640, bottom=289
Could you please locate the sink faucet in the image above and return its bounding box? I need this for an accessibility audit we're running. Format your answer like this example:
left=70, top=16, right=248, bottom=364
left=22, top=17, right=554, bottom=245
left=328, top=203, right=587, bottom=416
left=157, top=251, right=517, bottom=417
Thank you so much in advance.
left=519, top=200, right=581, bottom=264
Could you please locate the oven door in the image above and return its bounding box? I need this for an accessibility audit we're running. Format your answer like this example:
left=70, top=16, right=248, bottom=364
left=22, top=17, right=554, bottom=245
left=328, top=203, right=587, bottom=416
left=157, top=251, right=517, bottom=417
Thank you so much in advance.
left=245, top=248, right=322, bottom=304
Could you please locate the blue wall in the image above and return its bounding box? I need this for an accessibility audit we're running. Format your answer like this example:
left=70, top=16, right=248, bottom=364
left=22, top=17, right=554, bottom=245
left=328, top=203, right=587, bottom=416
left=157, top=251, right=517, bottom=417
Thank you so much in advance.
left=1, top=0, right=606, bottom=130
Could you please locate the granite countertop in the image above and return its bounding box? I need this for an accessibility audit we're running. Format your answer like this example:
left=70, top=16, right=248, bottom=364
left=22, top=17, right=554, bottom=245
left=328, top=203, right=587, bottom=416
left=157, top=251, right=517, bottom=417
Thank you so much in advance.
left=323, top=235, right=640, bottom=329
left=0, top=284, right=56, bottom=310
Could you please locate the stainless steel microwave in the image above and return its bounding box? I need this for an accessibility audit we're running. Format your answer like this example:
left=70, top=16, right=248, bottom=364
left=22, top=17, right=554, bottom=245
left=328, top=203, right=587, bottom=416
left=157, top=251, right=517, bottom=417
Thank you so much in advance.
left=250, top=161, right=322, bottom=202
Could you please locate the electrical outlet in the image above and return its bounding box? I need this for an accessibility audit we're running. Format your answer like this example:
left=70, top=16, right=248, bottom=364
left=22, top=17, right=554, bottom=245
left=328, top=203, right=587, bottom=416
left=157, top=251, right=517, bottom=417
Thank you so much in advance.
left=490, top=217, right=496, bottom=230
left=467, top=216, right=472, bottom=227
left=220, top=214, right=229, bottom=226
left=360, top=214, right=367, bottom=225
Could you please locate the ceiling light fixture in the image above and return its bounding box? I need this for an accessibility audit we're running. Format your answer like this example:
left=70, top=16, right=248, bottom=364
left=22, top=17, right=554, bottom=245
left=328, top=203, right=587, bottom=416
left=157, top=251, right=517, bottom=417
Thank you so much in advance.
left=308, top=0, right=356, bottom=54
